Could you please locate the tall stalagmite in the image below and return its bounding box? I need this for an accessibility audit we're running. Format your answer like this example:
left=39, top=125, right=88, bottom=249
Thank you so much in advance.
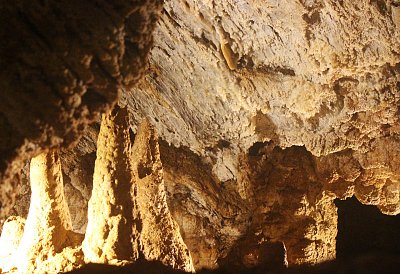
left=83, top=107, right=194, bottom=272
left=132, top=120, right=194, bottom=272
left=82, top=107, right=139, bottom=264
left=15, top=152, right=74, bottom=273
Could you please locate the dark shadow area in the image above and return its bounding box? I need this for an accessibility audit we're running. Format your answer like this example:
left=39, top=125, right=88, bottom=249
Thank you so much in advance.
left=335, top=196, right=400, bottom=258
left=66, top=254, right=400, bottom=274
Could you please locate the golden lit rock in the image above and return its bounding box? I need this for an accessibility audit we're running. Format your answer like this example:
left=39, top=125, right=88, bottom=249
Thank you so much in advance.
left=83, top=107, right=194, bottom=272
left=132, top=120, right=194, bottom=273
left=0, top=216, right=25, bottom=272
left=82, top=107, right=140, bottom=264
left=1, top=0, right=400, bottom=272
left=15, top=151, right=82, bottom=273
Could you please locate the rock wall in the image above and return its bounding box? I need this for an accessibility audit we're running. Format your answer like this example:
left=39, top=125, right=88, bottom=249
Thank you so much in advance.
left=0, top=0, right=162, bottom=218
left=7, top=127, right=400, bottom=271
left=1, top=110, right=194, bottom=273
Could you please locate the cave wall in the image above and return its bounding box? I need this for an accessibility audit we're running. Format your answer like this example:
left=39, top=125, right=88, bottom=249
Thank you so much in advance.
left=8, top=123, right=400, bottom=271
left=1, top=0, right=400, bottom=272
left=0, top=0, right=162, bottom=218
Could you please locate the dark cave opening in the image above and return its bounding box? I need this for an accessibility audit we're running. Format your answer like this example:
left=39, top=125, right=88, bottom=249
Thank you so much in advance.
left=335, top=196, right=400, bottom=259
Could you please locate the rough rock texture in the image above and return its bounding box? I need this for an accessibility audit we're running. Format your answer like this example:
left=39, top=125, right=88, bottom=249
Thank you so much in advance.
left=160, top=142, right=249, bottom=270
left=131, top=120, right=194, bottom=273
left=82, top=108, right=141, bottom=264
left=122, top=0, right=400, bottom=214
left=243, top=145, right=338, bottom=265
left=63, top=254, right=400, bottom=274
left=119, top=2, right=400, bottom=266
left=83, top=108, right=194, bottom=272
left=0, top=216, right=25, bottom=273
left=2, top=0, right=400, bottom=272
left=60, top=126, right=98, bottom=233
left=8, top=129, right=400, bottom=271
left=15, top=152, right=83, bottom=273
left=0, top=0, right=162, bottom=218
left=126, top=0, right=400, bottom=156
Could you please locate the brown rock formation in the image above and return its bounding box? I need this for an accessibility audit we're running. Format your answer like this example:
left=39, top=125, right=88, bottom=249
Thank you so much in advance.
left=82, top=107, right=140, bottom=264
left=0, top=0, right=162, bottom=218
left=125, top=0, right=400, bottom=158
left=1, top=0, right=400, bottom=272
left=244, top=145, right=337, bottom=265
left=15, top=151, right=82, bottom=273
left=83, top=108, right=194, bottom=272
left=131, top=120, right=194, bottom=273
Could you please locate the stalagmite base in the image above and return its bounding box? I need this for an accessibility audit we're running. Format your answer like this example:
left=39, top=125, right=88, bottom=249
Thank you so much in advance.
left=0, top=216, right=25, bottom=272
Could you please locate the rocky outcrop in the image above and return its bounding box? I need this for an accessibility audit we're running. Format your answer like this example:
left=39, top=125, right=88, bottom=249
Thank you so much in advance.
left=0, top=0, right=162, bottom=218
left=83, top=108, right=194, bottom=272
left=2, top=0, right=400, bottom=272
left=131, top=120, right=194, bottom=273
left=59, top=126, right=98, bottom=233
left=243, top=145, right=337, bottom=265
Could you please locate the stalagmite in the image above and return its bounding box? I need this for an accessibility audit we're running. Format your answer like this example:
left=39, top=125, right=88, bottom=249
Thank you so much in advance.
left=15, top=151, right=77, bottom=273
left=83, top=107, right=194, bottom=272
left=82, top=107, right=140, bottom=264
left=132, top=120, right=194, bottom=272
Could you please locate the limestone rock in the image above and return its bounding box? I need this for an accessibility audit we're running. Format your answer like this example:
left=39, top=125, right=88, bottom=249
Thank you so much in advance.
left=82, top=107, right=140, bottom=264
left=160, top=142, right=248, bottom=270
left=15, top=151, right=77, bottom=273
left=3, top=0, right=400, bottom=271
left=125, top=0, right=400, bottom=158
left=0, top=0, right=162, bottom=218
left=83, top=108, right=194, bottom=272
left=132, top=120, right=194, bottom=273
left=60, top=126, right=98, bottom=233
left=243, top=145, right=337, bottom=265
left=0, top=216, right=25, bottom=273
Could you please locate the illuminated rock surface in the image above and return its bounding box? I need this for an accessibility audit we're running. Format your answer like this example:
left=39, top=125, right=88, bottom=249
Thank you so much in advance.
left=1, top=0, right=400, bottom=273
left=82, top=107, right=139, bottom=264
left=15, top=152, right=83, bottom=273
left=0, top=216, right=25, bottom=272
left=83, top=108, right=194, bottom=272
